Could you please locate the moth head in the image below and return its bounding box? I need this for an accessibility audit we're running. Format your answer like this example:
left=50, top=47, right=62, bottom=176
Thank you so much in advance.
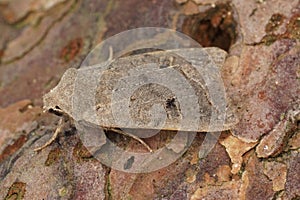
left=43, top=68, right=77, bottom=117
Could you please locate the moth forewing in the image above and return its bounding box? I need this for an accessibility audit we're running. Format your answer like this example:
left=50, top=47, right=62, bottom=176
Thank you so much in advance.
left=36, top=47, right=237, bottom=152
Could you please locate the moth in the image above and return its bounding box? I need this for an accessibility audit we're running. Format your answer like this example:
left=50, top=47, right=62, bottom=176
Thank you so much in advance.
left=34, top=47, right=237, bottom=152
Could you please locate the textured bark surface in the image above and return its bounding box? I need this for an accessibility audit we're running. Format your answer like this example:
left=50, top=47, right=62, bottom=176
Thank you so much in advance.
left=0, top=0, right=299, bottom=199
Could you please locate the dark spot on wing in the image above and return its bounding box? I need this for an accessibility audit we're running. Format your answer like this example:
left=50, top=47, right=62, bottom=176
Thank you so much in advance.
left=124, top=156, right=135, bottom=170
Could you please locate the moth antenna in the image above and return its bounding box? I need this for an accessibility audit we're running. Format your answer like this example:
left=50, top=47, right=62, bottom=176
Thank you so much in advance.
left=34, top=118, right=64, bottom=152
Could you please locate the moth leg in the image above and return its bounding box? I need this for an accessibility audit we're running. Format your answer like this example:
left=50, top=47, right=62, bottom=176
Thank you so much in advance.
left=34, top=118, right=64, bottom=152
left=110, top=128, right=153, bottom=152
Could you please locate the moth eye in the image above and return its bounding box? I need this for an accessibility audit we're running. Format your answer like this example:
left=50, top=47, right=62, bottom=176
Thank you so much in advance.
left=49, top=107, right=63, bottom=116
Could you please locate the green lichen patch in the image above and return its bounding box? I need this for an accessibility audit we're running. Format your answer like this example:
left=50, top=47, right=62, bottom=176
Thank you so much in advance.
left=45, top=147, right=61, bottom=166
left=265, top=13, right=285, bottom=33
left=261, top=13, right=300, bottom=46
left=285, top=14, right=300, bottom=40
left=4, top=182, right=26, bottom=200
left=72, top=141, right=94, bottom=162
left=261, top=34, right=278, bottom=46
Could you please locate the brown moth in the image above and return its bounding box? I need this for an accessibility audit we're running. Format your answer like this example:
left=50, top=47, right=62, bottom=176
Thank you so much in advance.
left=34, top=47, right=237, bottom=152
